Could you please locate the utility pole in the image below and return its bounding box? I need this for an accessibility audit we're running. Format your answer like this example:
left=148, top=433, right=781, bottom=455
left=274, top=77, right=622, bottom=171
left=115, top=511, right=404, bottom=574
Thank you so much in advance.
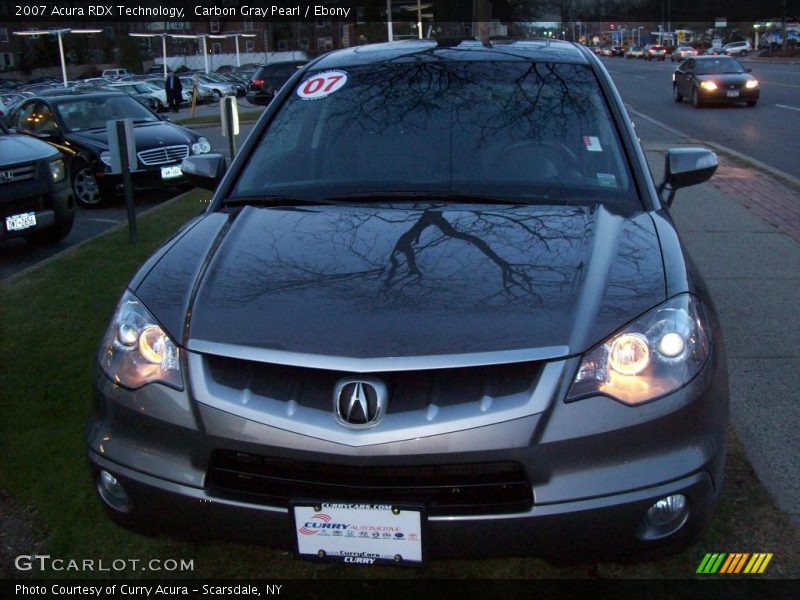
left=782, top=0, right=788, bottom=54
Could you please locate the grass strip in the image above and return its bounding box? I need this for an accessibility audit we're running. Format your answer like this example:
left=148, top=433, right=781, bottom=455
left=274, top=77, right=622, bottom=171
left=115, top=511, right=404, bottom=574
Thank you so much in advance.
left=1, top=190, right=799, bottom=579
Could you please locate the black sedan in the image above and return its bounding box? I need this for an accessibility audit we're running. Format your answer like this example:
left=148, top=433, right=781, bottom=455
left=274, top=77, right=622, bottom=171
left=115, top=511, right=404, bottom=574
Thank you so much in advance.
left=4, top=91, right=212, bottom=206
left=246, top=61, right=308, bottom=105
left=89, top=40, right=729, bottom=563
left=673, top=56, right=759, bottom=108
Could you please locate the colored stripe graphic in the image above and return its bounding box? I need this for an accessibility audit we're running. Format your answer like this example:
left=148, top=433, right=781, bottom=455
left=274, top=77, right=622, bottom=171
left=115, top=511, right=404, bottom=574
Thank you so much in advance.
left=698, top=552, right=773, bottom=574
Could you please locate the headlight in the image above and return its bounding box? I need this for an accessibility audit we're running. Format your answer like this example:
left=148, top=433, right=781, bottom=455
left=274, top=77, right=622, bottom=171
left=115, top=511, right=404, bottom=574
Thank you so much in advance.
left=700, top=81, right=718, bottom=91
left=192, top=137, right=211, bottom=154
left=745, top=79, right=759, bottom=89
left=100, top=151, right=112, bottom=166
left=49, top=158, right=66, bottom=183
left=567, top=294, right=711, bottom=405
left=98, top=290, right=183, bottom=390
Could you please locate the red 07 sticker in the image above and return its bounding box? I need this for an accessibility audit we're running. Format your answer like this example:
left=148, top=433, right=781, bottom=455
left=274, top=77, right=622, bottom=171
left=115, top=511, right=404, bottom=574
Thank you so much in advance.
left=296, top=71, right=348, bottom=100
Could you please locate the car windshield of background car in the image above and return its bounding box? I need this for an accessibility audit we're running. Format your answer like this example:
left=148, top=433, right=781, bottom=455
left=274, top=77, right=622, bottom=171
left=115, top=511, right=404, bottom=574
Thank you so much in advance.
left=55, top=96, right=159, bottom=132
left=232, top=61, right=637, bottom=205
left=695, top=58, right=746, bottom=74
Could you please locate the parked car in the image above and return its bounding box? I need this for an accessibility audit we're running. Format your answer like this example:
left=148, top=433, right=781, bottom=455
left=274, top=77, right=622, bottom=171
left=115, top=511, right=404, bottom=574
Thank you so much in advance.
left=625, top=46, right=645, bottom=59
left=246, top=61, right=308, bottom=105
left=196, top=74, right=239, bottom=99
left=645, top=45, right=667, bottom=60
left=107, top=82, right=166, bottom=112
left=0, top=119, right=74, bottom=244
left=672, top=56, right=759, bottom=108
left=102, top=68, right=132, bottom=80
left=180, top=76, right=214, bottom=104
left=5, top=91, right=212, bottom=206
left=88, top=39, right=729, bottom=564
left=671, top=46, right=698, bottom=62
left=722, top=40, right=752, bottom=56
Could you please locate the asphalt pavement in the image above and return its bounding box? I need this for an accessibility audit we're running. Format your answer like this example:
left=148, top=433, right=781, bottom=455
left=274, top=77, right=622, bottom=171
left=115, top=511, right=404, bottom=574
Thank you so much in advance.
left=601, top=56, right=800, bottom=180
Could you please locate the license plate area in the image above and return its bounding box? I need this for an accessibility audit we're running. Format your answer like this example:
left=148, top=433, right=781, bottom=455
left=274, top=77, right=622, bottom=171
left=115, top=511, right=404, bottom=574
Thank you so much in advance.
left=5, top=212, right=36, bottom=232
left=160, top=165, right=182, bottom=179
left=727, top=90, right=740, bottom=98
left=292, top=501, right=424, bottom=566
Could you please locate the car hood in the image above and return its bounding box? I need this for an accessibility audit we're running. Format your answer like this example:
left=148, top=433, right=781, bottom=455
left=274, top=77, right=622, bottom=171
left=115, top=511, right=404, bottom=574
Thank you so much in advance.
left=0, top=133, right=59, bottom=163
left=135, top=202, right=667, bottom=360
left=695, top=73, right=751, bottom=83
left=68, top=121, right=195, bottom=150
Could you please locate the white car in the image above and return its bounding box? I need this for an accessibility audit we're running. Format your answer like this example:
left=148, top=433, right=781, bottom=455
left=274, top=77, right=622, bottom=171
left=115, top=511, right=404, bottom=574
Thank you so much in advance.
left=723, top=41, right=752, bottom=56
left=107, top=82, right=166, bottom=112
left=625, top=46, right=644, bottom=59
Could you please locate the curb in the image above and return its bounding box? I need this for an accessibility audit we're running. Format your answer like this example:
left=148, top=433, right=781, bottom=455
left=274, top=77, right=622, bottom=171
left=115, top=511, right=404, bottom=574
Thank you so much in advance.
left=626, top=106, right=800, bottom=191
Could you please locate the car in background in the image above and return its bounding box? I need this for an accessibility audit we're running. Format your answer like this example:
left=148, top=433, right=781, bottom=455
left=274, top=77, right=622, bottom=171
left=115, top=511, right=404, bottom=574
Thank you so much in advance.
left=89, top=39, right=729, bottom=564
left=645, top=45, right=667, bottom=60
left=215, top=73, right=248, bottom=95
left=1, top=93, right=28, bottom=117
left=107, top=82, right=166, bottom=112
left=195, top=74, right=240, bottom=100
left=625, top=46, right=644, bottom=59
left=5, top=91, right=212, bottom=206
left=703, top=47, right=722, bottom=56
left=672, top=56, right=759, bottom=108
left=610, top=45, right=625, bottom=57
left=722, top=41, right=752, bottom=57
left=0, top=119, right=74, bottom=244
left=671, top=46, right=698, bottom=61
left=180, top=76, right=214, bottom=104
left=246, top=61, right=308, bottom=105
left=140, top=79, right=193, bottom=107
left=102, top=69, right=132, bottom=80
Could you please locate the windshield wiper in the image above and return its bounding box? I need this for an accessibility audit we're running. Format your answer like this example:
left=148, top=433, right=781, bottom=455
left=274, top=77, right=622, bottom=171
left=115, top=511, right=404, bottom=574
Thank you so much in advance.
left=325, top=191, right=551, bottom=205
left=223, top=195, right=348, bottom=208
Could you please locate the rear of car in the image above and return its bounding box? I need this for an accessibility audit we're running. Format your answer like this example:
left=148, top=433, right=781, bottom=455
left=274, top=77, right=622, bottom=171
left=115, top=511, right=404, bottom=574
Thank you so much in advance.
left=646, top=45, right=667, bottom=60
left=88, top=40, right=728, bottom=564
left=246, top=61, right=308, bottom=105
left=723, top=41, right=752, bottom=56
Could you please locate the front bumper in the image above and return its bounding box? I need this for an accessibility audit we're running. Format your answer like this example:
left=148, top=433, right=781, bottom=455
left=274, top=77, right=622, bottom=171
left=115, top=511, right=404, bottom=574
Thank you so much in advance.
left=697, top=87, right=760, bottom=104
left=96, top=164, right=189, bottom=195
left=0, top=169, right=73, bottom=241
left=87, top=341, right=728, bottom=559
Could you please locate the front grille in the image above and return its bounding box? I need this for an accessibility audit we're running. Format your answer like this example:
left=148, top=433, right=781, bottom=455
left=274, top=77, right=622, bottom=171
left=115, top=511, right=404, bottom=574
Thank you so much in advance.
left=0, top=162, right=36, bottom=185
left=207, top=450, right=533, bottom=516
left=137, top=144, right=189, bottom=166
left=204, top=356, right=540, bottom=414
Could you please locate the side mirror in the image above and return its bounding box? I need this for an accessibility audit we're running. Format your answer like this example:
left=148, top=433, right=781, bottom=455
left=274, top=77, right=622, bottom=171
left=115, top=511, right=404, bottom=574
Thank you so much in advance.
left=181, top=154, right=227, bottom=191
left=746, top=67, right=752, bottom=73
left=658, top=148, right=718, bottom=206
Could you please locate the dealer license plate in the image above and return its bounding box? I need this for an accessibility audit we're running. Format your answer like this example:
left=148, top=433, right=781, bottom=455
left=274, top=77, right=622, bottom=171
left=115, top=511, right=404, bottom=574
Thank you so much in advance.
left=6, top=212, right=36, bottom=232
left=727, top=90, right=740, bottom=98
left=293, top=502, right=423, bottom=566
left=160, top=165, right=182, bottom=179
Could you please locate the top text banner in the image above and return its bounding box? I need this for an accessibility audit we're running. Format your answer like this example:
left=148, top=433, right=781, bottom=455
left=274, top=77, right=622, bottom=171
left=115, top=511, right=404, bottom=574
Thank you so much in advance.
left=1, top=0, right=366, bottom=23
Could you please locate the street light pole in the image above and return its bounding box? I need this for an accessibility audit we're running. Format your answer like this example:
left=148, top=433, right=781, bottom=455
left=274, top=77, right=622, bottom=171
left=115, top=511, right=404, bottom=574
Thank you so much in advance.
left=387, top=0, right=394, bottom=41
left=56, top=30, right=67, bottom=87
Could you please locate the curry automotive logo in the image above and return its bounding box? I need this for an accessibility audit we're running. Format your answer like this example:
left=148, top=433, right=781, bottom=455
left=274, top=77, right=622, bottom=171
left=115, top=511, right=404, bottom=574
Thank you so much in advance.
left=696, top=552, right=773, bottom=574
left=1, top=170, right=13, bottom=183
left=333, top=377, right=387, bottom=427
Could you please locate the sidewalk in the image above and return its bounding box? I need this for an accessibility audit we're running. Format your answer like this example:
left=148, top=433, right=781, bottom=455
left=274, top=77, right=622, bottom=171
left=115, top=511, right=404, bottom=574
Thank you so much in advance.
left=636, top=117, right=800, bottom=527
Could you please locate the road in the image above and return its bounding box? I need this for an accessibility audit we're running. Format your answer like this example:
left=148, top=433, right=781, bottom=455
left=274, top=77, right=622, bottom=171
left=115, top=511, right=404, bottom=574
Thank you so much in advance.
left=601, top=56, right=800, bottom=179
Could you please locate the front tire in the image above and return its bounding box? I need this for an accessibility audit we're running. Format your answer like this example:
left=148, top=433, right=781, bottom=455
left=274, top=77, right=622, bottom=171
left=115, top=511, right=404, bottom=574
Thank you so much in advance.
left=692, top=87, right=704, bottom=108
left=673, top=85, right=684, bottom=103
left=72, top=163, right=104, bottom=207
left=747, top=100, right=758, bottom=107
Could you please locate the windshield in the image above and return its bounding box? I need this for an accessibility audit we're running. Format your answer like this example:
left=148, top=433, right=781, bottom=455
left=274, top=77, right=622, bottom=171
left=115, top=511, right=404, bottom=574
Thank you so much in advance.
left=55, top=95, right=159, bottom=131
left=695, top=57, right=745, bottom=74
left=232, top=61, right=637, bottom=204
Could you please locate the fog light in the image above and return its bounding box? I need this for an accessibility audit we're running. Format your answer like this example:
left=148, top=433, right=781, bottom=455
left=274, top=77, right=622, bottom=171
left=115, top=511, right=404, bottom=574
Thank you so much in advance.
left=646, top=494, right=687, bottom=527
left=97, top=470, right=131, bottom=514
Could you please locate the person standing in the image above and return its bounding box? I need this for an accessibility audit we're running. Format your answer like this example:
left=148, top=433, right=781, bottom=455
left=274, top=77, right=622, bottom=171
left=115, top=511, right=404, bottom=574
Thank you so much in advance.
left=165, top=69, right=183, bottom=113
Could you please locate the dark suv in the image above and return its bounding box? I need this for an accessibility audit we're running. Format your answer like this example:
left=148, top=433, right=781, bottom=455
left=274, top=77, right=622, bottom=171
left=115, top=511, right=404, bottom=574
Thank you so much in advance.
left=0, top=120, right=74, bottom=244
left=245, top=61, right=308, bottom=105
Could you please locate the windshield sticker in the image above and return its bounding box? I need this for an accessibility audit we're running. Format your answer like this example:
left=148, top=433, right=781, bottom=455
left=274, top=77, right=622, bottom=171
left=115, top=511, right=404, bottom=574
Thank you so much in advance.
left=297, top=71, right=348, bottom=100
left=597, top=173, right=618, bottom=187
left=583, top=136, right=603, bottom=152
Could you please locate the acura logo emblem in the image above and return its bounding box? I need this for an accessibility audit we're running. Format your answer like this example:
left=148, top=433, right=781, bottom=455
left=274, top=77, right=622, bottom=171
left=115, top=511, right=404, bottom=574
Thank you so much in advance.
left=0, top=170, right=12, bottom=183
left=333, top=378, right=387, bottom=428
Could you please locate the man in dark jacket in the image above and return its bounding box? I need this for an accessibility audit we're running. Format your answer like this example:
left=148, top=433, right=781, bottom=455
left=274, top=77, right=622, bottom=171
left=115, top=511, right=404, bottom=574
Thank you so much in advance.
left=165, top=69, right=183, bottom=113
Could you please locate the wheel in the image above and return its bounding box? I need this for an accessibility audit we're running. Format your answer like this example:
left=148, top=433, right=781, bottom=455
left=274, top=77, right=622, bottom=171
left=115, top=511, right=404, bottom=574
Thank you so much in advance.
left=747, top=100, right=757, bottom=107
left=673, top=85, right=683, bottom=103
left=212, top=89, right=222, bottom=100
left=691, top=87, right=704, bottom=108
left=740, top=50, right=748, bottom=56
left=72, top=163, right=104, bottom=207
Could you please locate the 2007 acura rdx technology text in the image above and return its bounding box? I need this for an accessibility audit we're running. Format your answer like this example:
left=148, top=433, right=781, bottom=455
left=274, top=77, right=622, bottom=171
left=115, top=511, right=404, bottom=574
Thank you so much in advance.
left=87, top=39, right=729, bottom=564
